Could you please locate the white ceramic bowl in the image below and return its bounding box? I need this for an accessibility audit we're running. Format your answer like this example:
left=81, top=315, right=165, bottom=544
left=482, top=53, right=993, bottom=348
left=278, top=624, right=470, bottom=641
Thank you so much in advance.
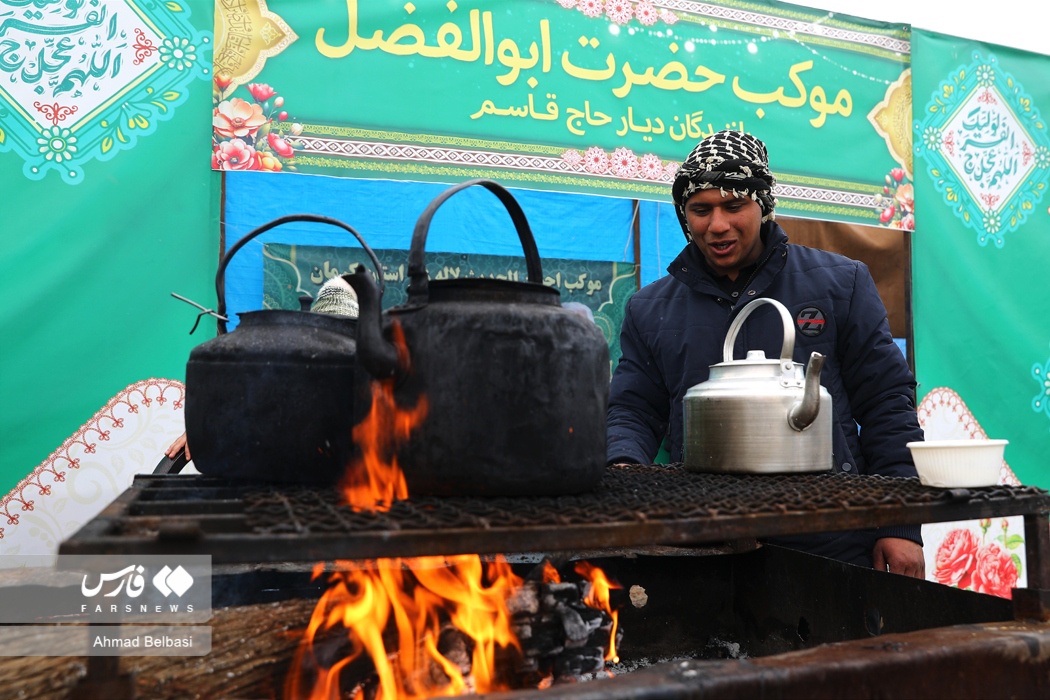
left=907, top=439, right=1008, bottom=488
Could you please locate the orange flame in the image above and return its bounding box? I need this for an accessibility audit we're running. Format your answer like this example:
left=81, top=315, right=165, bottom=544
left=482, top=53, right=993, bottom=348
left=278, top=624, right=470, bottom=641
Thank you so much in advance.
left=340, top=322, right=427, bottom=512
left=541, top=560, right=561, bottom=585
left=288, top=327, right=620, bottom=697
left=287, top=556, right=524, bottom=699
left=574, top=561, right=621, bottom=663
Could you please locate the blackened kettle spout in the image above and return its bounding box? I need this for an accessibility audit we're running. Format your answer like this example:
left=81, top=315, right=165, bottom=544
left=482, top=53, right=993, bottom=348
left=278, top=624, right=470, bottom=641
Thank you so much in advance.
left=342, top=267, right=401, bottom=381
left=788, top=352, right=825, bottom=431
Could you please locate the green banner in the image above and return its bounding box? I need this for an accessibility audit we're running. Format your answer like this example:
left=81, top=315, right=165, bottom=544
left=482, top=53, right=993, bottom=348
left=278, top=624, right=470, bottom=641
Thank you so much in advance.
left=262, top=243, right=637, bottom=365
left=0, top=0, right=217, bottom=493
left=213, top=0, right=913, bottom=226
left=911, top=29, right=1050, bottom=488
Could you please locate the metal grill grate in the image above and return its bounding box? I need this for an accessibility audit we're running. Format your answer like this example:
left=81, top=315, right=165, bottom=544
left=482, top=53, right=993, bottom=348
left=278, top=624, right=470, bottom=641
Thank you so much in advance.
left=59, top=464, right=1050, bottom=564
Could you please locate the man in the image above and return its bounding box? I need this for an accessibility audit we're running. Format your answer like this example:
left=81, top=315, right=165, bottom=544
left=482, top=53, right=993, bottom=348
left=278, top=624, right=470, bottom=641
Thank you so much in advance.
left=607, top=130, right=925, bottom=577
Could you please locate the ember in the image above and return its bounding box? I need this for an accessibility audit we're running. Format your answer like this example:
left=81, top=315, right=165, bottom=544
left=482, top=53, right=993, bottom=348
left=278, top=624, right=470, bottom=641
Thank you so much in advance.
left=286, top=322, right=621, bottom=698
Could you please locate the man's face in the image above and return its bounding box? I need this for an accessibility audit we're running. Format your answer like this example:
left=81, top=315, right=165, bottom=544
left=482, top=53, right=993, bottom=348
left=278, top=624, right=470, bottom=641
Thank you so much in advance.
left=683, top=188, right=764, bottom=281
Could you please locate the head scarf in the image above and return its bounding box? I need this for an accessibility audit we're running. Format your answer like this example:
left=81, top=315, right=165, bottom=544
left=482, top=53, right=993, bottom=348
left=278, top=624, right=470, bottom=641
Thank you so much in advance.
left=310, top=275, right=359, bottom=317
left=671, top=130, right=777, bottom=240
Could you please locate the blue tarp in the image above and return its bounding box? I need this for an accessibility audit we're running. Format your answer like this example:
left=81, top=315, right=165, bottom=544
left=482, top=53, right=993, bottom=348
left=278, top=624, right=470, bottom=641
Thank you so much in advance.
left=221, top=172, right=659, bottom=325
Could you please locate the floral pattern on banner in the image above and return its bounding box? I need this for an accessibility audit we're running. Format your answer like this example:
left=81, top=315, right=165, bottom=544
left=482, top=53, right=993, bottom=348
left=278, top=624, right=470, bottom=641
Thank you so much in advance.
left=562, top=147, right=679, bottom=182
left=556, top=0, right=678, bottom=26
left=875, top=168, right=914, bottom=230
left=212, top=77, right=303, bottom=172
left=917, top=387, right=1026, bottom=598
left=1032, top=348, right=1050, bottom=425
left=932, top=519, right=1023, bottom=599
left=0, top=379, right=189, bottom=555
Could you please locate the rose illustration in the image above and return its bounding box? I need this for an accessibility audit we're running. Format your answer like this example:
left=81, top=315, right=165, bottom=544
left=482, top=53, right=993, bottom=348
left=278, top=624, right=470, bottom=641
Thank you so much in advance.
left=213, top=98, right=268, bottom=140
left=267, top=132, right=295, bottom=159
left=211, top=77, right=302, bottom=172
left=933, top=528, right=979, bottom=588
left=875, top=169, right=914, bottom=229
left=971, top=543, right=1019, bottom=599
left=894, top=183, right=914, bottom=211
left=214, top=138, right=259, bottom=170
left=246, top=82, right=277, bottom=102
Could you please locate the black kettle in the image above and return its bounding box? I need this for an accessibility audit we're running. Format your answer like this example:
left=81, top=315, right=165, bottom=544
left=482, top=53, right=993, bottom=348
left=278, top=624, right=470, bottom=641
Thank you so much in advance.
left=185, top=214, right=382, bottom=484
left=344, top=179, right=610, bottom=497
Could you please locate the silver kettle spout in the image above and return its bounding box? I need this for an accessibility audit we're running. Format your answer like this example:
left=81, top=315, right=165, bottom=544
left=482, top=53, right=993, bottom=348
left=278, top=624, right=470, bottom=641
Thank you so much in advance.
left=788, top=352, right=825, bottom=431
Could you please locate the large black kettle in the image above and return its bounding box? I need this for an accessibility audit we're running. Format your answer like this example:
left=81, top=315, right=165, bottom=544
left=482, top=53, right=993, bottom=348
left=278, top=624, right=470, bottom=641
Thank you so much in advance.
left=185, top=214, right=382, bottom=484
left=344, top=179, right=610, bottom=497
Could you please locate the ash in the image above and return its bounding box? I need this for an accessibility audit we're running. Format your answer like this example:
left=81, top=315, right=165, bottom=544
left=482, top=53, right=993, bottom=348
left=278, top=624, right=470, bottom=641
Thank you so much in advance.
left=606, top=637, right=748, bottom=677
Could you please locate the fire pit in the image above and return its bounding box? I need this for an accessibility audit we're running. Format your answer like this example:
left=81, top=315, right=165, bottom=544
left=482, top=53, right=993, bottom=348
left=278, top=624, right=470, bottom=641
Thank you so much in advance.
left=45, top=465, right=1050, bottom=698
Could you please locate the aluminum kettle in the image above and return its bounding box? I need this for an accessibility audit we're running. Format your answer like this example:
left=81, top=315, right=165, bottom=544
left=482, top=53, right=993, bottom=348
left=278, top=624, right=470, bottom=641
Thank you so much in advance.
left=683, top=297, right=832, bottom=474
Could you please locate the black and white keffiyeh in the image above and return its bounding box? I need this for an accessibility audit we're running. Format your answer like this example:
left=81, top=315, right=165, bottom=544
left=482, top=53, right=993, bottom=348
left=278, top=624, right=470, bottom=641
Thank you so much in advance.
left=671, top=130, right=778, bottom=239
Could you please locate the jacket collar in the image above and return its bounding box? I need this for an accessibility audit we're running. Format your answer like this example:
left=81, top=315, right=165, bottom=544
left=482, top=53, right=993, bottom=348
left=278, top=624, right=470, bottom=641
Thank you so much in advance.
left=667, top=221, right=788, bottom=299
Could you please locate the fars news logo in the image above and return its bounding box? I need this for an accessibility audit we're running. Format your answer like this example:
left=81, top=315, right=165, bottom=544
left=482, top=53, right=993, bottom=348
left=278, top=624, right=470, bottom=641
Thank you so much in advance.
left=77, top=560, right=204, bottom=616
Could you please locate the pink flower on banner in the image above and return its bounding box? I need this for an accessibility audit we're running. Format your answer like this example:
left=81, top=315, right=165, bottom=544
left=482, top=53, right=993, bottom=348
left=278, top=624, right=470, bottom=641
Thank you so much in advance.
left=894, top=182, right=914, bottom=211
left=889, top=167, right=905, bottom=182
left=557, top=0, right=576, bottom=8
left=972, top=543, right=1019, bottom=599
left=578, top=0, right=604, bottom=19
left=213, top=98, right=267, bottom=139
left=660, top=9, right=679, bottom=25
left=664, top=162, right=680, bottom=179
left=606, top=0, right=633, bottom=24
left=246, top=82, right=277, bottom=102
left=611, top=146, right=639, bottom=178
left=268, top=132, right=295, bottom=158
left=640, top=153, right=664, bottom=180
left=584, top=146, right=609, bottom=174
left=635, top=2, right=658, bottom=25
left=561, top=149, right=584, bottom=167
left=933, top=528, right=979, bottom=589
left=212, top=81, right=302, bottom=172
left=214, top=138, right=259, bottom=170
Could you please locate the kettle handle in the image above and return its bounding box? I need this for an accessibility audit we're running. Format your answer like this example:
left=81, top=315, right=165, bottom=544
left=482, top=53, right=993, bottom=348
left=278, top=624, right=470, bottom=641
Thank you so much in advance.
left=214, top=214, right=384, bottom=335
left=723, top=298, right=796, bottom=374
left=406, top=179, right=543, bottom=304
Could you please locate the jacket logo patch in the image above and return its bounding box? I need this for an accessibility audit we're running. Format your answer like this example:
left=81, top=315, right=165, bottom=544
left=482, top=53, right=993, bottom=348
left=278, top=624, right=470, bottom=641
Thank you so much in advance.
left=796, top=307, right=826, bottom=337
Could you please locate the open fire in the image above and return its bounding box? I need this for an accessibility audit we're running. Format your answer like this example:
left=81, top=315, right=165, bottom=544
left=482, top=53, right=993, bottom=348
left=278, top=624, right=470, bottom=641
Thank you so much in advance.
left=285, top=322, right=620, bottom=698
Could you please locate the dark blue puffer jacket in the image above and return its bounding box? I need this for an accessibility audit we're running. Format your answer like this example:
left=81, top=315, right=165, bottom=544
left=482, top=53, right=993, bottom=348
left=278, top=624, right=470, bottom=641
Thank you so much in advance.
left=607, top=221, right=924, bottom=564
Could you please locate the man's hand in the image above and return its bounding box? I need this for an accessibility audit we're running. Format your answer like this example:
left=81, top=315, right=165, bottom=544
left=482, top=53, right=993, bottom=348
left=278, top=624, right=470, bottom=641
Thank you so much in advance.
left=165, top=432, right=191, bottom=461
left=873, top=537, right=925, bottom=578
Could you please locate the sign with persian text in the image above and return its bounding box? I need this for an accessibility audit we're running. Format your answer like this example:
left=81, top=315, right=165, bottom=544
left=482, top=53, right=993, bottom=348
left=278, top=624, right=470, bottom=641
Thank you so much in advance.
left=913, top=50, right=1050, bottom=247
left=212, top=0, right=914, bottom=226
left=262, top=243, right=637, bottom=365
left=0, top=0, right=211, bottom=184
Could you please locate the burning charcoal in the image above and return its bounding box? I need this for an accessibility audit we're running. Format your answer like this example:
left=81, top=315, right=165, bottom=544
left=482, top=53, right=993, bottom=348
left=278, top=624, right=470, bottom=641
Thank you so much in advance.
left=542, top=582, right=585, bottom=607
left=517, top=620, right=565, bottom=657
left=434, top=625, right=473, bottom=679
left=506, top=581, right=540, bottom=616
left=552, top=646, right=606, bottom=679
left=556, top=602, right=604, bottom=646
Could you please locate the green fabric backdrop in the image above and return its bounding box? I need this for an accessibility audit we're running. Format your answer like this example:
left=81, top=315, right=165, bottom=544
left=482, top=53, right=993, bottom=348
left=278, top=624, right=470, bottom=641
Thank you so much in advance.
left=0, top=1, right=218, bottom=494
left=911, top=30, right=1050, bottom=488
